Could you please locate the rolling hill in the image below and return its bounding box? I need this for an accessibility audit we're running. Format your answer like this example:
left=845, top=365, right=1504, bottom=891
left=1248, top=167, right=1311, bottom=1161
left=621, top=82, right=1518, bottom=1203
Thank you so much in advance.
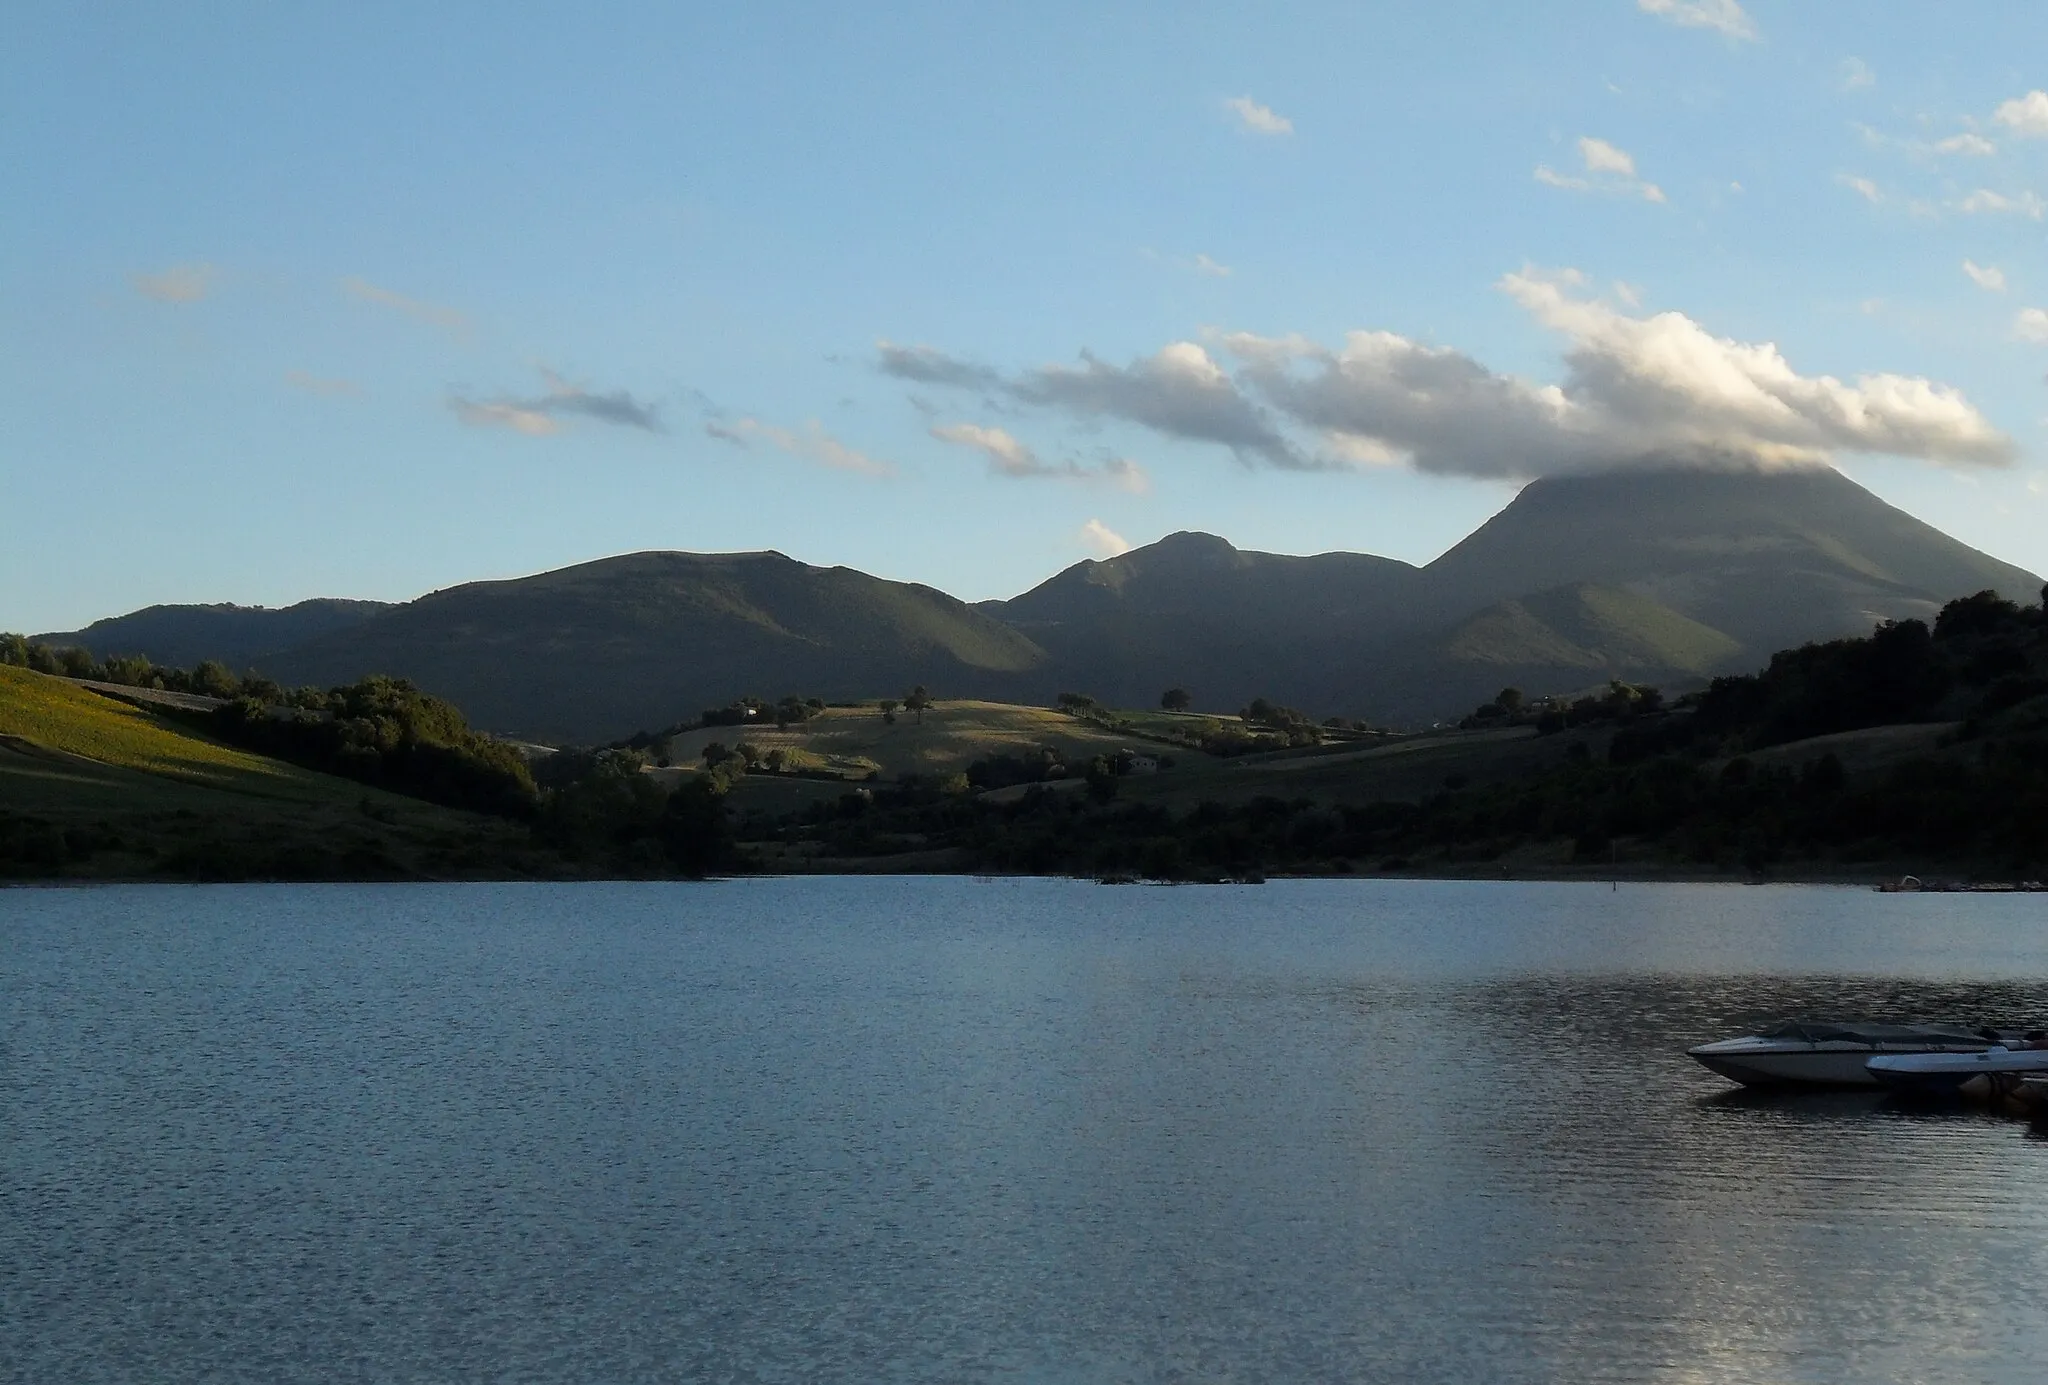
left=262, top=551, right=1049, bottom=743
left=0, top=665, right=529, bottom=879
left=982, top=466, right=2043, bottom=721
left=24, top=465, right=2042, bottom=740
left=35, top=598, right=390, bottom=669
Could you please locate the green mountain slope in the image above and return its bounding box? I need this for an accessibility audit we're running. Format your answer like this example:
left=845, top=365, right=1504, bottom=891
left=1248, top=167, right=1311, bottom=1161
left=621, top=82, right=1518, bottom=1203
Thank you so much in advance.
left=1438, top=584, right=1743, bottom=675
left=35, top=598, right=390, bottom=669
left=981, top=530, right=1423, bottom=711
left=1418, top=466, right=2041, bottom=654
left=38, top=466, right=2042, bottom=736
left=0, top=666, right=526, bottom=878
left=263, top=551, right=1049, bottom=742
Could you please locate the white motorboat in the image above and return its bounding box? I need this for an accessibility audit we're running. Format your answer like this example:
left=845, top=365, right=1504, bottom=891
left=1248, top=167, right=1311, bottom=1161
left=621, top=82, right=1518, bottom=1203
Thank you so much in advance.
left=1866, top=1041, right=2048, bottom=1097
left=1688, top=1021, right=2008, bottom=1088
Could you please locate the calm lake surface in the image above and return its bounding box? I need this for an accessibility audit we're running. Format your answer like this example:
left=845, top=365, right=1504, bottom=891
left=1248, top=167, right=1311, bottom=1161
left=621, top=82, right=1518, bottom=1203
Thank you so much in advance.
left=7, top=879, right=2048, bottom=1383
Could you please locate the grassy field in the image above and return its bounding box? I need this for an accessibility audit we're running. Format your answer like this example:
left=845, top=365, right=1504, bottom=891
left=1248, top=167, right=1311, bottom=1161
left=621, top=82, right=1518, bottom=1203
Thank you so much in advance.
left=0, top=666, right=532, bottom=879
left=0, top=665, right=313, bottom=791
left=664, top=699, right=1151, bottom=777
left=650, top=694, right=1625, bottom=815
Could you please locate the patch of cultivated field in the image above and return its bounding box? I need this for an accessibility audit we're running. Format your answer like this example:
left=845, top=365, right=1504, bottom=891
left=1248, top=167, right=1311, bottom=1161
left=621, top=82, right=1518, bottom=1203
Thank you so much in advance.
left=0, top=665, right=316, bottom=793
left=663, top=699, right=1154, bottom=780
left=1, top=666, right=531, bottom=878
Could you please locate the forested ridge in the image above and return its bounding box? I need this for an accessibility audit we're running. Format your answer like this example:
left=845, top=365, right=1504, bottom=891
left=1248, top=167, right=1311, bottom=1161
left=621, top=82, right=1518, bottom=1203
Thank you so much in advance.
left=9, top=584, right=2048, bottom=881
left=728, top=589, right=2048, bottom=880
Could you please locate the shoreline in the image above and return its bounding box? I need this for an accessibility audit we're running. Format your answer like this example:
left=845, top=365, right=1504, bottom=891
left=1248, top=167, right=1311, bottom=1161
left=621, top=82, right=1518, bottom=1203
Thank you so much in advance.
left=2, top=863, right=2016, bottom=889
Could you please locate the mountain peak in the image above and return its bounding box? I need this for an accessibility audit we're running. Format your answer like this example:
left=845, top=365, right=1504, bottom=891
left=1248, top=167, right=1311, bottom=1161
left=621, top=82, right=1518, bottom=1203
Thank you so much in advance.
left=1143, top=530, right=1238, bottom=557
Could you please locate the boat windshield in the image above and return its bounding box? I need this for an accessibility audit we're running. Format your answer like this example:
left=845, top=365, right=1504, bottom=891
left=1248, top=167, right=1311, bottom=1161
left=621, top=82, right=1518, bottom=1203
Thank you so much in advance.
left=1755, top=1021, right=1991, bottom=1045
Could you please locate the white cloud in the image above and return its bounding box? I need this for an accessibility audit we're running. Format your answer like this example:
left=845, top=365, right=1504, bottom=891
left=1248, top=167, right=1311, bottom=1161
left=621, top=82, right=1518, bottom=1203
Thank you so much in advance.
left=1963, top=260, right=2008, bottom=292
left=1579, top=137, right=1636, bottom=176
left=704, top=418, right=895, bottom=477
left=1192, top=253, right=1232, bottom=277
left=875, top=339, right=999, bottom=389
left=1936, top=133, right=1996, bottom=156
left=450, top=399, right=559, bottom=436
left=131, top=264, right=216, bottom=303
left=1837, top=174, right=1881, bottom=204
left=1217, top=269, right=2011, bottom=477
left=883, top=271, right=2013, bottom=481
left=1839, top=58, right=1875, bottom=92
left=448, top=368, right=661, bottom=436
left=2016, top=308, right=2048, bottom=343
left=1225, top=96, right=1293, bottom=136
left=1636, top=0, right=1756, bottom=41
left=1993, top=90, right=2048, bottom=137
left=1079, top=519, right=1132, bottom=558
left=1958, top=189, right=2047, bottom=219
left=344, top=277, right=470, bottom=336
left=1537, top=137, right=1664, bottom=203
left=930, top=422, right=1149, bottom=491
left=1015, top=341, right=1305, bottom=467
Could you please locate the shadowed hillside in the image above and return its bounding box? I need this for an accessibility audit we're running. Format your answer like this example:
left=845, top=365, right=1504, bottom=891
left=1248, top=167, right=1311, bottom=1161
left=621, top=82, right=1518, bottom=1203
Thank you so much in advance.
left=263, top=551, right=1049, bottom=743
left=31, top=466, right=2041, bottom=739
left=1417, top=466, right=2040, bottom=651
left=981, top=530, right=1423, bottom=710
left=34, top=598, right=390, bottom=670
left=989, top=467, right=2042, bottom=721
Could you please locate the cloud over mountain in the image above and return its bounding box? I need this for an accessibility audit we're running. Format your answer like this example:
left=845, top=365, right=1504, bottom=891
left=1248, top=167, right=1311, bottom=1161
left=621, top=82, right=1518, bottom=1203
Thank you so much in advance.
left=880, top=268, right=2014, bottom=481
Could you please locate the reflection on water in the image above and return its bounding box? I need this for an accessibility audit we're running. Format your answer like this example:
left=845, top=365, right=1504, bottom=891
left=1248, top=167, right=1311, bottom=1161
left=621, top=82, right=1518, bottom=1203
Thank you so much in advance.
left=5, top=878, right=2048, bottom=1383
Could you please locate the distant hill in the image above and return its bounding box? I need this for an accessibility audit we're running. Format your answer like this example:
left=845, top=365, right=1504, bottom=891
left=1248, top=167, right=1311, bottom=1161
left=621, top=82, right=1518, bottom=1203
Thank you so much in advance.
left=987, top=467, right=2043, bottom=720
left=35, top=599, right=390, bottom=670
left=981, top=530, right=1423, bottom=711
left=261, top=551, right=1048, bottom=743
left=1417, top=466, right=2040, bottom=654
left=36, top=466, right=2042, bottom=739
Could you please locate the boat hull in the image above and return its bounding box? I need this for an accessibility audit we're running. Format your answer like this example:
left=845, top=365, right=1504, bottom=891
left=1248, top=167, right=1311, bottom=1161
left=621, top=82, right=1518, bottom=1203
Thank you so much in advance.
left=1688, top=1045, right=1895, bottom=1088
left=1688, top=1024, right=2009, bottom=1088
left=1866, top=1048, right=2048, bottom=1097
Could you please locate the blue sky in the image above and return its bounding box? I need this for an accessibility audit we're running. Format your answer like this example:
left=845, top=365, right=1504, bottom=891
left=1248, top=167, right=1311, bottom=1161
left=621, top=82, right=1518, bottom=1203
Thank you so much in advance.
left=6, top=1, right=2048, bottom=632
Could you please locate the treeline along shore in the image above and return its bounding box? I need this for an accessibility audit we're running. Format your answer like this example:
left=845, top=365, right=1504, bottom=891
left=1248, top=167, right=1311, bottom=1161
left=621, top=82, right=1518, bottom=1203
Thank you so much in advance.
left=5, top=584, right=2048, bottom=883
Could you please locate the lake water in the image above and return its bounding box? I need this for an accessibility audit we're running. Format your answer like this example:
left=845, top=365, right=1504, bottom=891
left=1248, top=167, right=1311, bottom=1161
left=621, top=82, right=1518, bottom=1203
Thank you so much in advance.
left=6, top=879, right=2048, bottom=1383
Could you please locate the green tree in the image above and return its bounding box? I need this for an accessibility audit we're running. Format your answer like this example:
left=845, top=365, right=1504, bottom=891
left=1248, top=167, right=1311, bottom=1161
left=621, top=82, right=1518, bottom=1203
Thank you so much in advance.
left=905, top=685, right=932, bottom=724
left=0, top=634, right=29, bottom=667
left=1160, top=687, right=1192, bottom=712
left=101, top=653, right=153, bottom=686
left=192, top=660, right=240, bottom=699
left=1495, top=687, right=1523, bottom=714
left=877, top=698, right=899, bottom=725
